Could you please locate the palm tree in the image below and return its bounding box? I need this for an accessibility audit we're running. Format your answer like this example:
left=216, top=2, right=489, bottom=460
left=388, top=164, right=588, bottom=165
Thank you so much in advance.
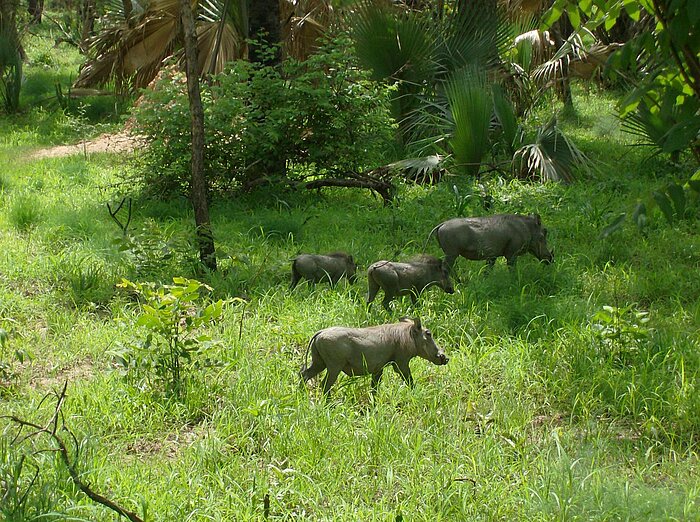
left=74, top=0, right=331, bottom=92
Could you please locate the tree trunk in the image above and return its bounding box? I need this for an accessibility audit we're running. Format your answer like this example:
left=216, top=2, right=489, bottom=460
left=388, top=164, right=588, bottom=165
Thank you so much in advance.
left=122, top=0, right=133, bottom=27
left=179, top=0, right=217, bottom=271
left=0, top=0, right=23, bottom=110
left=80, top=0, right=97, bottom=53
left=28, top=0, right=44, bottom=24
left=248, top=0, right=281, bottom=66
left=246, top=0, right=286, bottom=182
left=552, top=15, right=574, bottom=109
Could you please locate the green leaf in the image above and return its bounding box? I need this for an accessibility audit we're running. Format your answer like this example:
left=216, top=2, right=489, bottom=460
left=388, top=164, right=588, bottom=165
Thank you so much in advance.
left=567, top=6, right=581, bottom=29
left=632, top=201, right=647, bottom=230
left=542, top=2, right=564, bottom=29
left=600, top=213, right=626, bottom=238
left=666, top=183, right=686, bottom=218
left=688, top=180, right=700, bottom=193
left=652, top=191, right=674, bottom=224
left=604, top=15, right=616, bottom=31
left=689, top=0, right=700, bottom=25
left=662, top=116, right=700, bottom=153
left=624, top=1, right=641, bottom=21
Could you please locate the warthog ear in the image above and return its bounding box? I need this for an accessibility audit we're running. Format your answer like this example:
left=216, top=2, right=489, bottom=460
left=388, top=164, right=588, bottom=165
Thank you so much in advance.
left=412, top=317, right=422, bottom=331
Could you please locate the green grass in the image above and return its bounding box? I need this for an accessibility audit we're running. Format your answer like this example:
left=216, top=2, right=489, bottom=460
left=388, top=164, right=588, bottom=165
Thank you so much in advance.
left=1, top=33, right=699, bottom=521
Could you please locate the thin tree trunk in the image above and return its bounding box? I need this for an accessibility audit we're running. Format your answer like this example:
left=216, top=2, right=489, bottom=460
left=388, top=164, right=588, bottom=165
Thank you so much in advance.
left=80, top=0, right=97, bottom=53
left=179, top=0, right=217, bottom=271
left=248, top=0, right=281, bottom=66
left=247, top=0, right=286, bottom=181
left=28, top=0, right=44, bottom=23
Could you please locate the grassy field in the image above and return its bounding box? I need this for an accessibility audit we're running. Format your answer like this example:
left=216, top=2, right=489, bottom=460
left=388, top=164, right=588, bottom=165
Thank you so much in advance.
left=1, top=30, right=700, bottom=522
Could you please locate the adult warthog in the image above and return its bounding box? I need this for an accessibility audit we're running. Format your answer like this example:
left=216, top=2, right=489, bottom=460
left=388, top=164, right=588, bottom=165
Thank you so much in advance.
left=429, top=213, right=553, bottom=271
left=300, top=317, right=448, bottom=396
left=290, top=252, right=357, bottom=289
left=367, top=255, right=454, bottom=310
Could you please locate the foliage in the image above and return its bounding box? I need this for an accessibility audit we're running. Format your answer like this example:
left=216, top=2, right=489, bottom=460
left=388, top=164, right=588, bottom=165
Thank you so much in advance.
left=0, top=318, right=28, bottom=389
left=74, top=0, right=331, bottom=92
left=0, top=33, right=22, bottom=113
left=543, top=0, right=700, bottom=165
left=513, top=118, right=590, bottom=182
left=592, top=303, right=651, bottom=362
left=8, top=192, right=43, bottom=232
left=113, top=278, right=228, bottom=400
left=113, top=221, right=192, bottom=280
left=600, top=176, right=700, bottom=237
left=48, top=252, right=116, bottom=308
left=132, top=36, right=395, bottom=196
left=446, top=69, right=492, bottom=177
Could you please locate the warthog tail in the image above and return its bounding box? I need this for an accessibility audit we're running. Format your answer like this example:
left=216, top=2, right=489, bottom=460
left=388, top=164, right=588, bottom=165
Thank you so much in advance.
left=424, top=223, right=443, bottom=253
left=303, top=331, right=323, bottom=369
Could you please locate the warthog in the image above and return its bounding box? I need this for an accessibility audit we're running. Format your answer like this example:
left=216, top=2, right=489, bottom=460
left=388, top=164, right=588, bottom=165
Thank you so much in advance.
left=367, top=255, right=454, bottom=309
left=300, top=317, right=448, bottom=395
left=429, top=213, right=553, bottom=271
left=290, top=252, right=357, bottom=289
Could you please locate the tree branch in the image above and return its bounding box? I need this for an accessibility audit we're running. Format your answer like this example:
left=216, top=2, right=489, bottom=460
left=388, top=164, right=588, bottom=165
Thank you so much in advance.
left=2, top=382, right=145, bottom=522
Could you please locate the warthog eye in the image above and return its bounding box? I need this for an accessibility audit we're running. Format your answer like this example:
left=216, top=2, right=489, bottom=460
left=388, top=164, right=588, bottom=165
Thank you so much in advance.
left=425, top=329, right=432, bottom=337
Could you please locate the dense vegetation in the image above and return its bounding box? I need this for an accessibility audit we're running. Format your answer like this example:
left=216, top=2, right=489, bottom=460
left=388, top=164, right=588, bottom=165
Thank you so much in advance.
left=1, top=7, right=700, bottom=522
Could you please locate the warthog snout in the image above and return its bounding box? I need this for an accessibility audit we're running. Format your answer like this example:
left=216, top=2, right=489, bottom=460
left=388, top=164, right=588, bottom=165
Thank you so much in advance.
left=438, top=352, right=449, bottom=365
left=445, top=286, right=455, bottom=294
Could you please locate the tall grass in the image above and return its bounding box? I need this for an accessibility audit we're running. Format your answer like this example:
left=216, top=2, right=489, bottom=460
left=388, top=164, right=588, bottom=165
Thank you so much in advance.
left=0, top=35, right=698, bottom=520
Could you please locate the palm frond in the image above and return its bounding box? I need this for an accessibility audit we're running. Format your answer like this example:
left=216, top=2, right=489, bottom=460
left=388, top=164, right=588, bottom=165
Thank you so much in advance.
left=532, top=30, right=585, bottom=86
left=388, top=154, right=445, bottom=184
left=446, top=68, right=492, bottom=177
left=513, top=118, right=588, bottom=182
left=492, top=83, right=521, bottom=153
left=437, top=0, right=510, bottom=76
left=352, top=1, right=436, bottom=84
left=281, top=0, right=333, bottom=60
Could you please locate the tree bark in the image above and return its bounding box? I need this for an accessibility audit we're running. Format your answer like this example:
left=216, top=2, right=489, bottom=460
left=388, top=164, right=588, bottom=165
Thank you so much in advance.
left=248, top=0, right=281, bottom=66
left=179, top=0, right=217, bottom=271
left=28, top=0, right=44, bottom=24
left=246, top=0, right=286, bottom=181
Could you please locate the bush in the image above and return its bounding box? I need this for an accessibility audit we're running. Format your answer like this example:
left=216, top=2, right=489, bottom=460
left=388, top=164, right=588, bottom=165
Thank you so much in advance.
left=133, top=35, right=396, bottom=196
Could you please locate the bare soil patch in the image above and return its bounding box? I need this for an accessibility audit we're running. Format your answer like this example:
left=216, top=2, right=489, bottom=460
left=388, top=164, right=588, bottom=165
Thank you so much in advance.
left=29, top=131, right=144, bottom=160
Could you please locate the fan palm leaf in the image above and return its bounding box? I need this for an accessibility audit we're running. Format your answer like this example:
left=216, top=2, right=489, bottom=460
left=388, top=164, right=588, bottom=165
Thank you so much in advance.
left=281, top=0, right=333, bottom=60
left=513, top=118, right=588, bottom=182
left=352, top=1, right=436, bottom=84
left=75, top=0, right=185, bottom=91
left=532, top=30, right=586, bottom=87
left=446, top=68, right=492, bottom=177
left=437, top=0, right=510, bottom=77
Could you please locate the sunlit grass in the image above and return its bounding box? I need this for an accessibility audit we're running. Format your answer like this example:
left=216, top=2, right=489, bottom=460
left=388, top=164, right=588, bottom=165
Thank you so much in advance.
left=0, top=42, right=698, bottom=522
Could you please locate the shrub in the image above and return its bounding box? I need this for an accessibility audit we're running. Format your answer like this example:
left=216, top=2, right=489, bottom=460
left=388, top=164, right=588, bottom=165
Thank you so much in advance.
left=112, top=278, right=229, bottom=400
left=133, top=35, right=396, bottom=196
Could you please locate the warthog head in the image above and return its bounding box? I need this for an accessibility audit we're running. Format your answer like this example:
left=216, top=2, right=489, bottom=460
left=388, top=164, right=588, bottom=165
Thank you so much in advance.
left=403, top=317, right=449, bottom=365
left=529, top=215, right=554, bottom=264
left=329, top=252, right=357, bottom=281
left=439, top=260, right=455, bottom=294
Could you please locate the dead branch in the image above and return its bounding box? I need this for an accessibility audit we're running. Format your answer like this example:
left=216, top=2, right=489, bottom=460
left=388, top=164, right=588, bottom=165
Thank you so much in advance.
left=2, top=382, right=145, bottom=522
left=304, top=171, right=395, bottom=206
left=107, top=197, right=133, bottom=236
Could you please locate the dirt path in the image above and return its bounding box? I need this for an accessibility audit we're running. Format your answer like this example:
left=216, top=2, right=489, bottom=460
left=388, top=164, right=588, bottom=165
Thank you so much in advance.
left=28, top=131, right=144, bottom=159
